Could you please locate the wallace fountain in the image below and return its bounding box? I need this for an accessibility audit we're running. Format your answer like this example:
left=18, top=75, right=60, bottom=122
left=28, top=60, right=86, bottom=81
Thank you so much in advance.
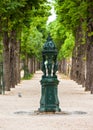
left=38, top=35, right=61, bottom=112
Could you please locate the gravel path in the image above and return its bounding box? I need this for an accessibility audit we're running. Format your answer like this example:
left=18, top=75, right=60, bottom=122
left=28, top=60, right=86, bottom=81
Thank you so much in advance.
left=0, top=71, right=93, bottom=130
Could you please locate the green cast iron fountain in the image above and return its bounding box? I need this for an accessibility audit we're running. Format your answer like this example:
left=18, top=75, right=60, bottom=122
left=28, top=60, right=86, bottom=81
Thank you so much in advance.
left=39, top=35, right=61, bottom=112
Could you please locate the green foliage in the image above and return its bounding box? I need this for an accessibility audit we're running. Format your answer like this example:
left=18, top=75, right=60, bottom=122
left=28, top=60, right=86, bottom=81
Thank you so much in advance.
left=21, top=25, right=44, bottom=60
left=22, top=72, right=33, bottom=80
left=55, top=0, right=88, bottom=32
left=48, top=20, right=67, bottom=51
left=21, top=1, right=50, bottom=61
left=22, top=65, right=33, bottom=80
left=47, top=0, right=89, bottom=61
left=47, top=19, right=75, bottom=60
left=58, top=32, right=75, bottom=60
left=22, top=74, right=33, bottom=80
left=0, top=40, right=3, bottom=62
left=88, top=32, right=93, bottom=37
left=0, top=0, right=50, bottom=61
left=0, top=0, right=50, bottom=31
left=0, top=0, right=26, bottom=31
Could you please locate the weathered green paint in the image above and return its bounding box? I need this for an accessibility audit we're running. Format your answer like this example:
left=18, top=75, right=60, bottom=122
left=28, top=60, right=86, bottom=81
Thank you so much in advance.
left=39, top=35, right=61, bottom=112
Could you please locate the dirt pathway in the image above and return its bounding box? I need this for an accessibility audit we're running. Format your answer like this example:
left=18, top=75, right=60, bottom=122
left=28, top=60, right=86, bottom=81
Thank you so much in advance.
left=0, top=71, right=93, bottom=130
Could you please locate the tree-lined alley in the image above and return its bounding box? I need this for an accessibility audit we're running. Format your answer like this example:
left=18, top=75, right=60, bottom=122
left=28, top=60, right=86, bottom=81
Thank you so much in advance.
left=0, top=0, right=50, bottom=91
left=0, top=0, right=93, bottom=94
left=48, top=0, right=93, bottom=94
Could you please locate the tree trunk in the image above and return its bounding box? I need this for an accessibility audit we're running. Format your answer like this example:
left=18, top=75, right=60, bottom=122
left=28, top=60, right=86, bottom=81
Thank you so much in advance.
left=34, top=57, right=36, bottom=73
left=85, top=0, right=93, bottom=93
left=75, top=44, right=86, bottom=85
left=85, top=23, right=93, bottom=92
left=32, top=56, right=35, bottom=73
left=70, top=46, right=77, bottom=81
left=36, top=60, right=40, bottom=70
left=10, top=30, right=17, bottom=88
left=3, top=31, right=11, bottom=91
left=85, top=43, right=93, bottom=91
left=28, top=58, right=31, bottom=73
left=58, top=59, right=67, bottom=74
left=62, top=58, right=67, bottom=74
left=23, top=54, right=29, bottom=78
left=30, top=58, right=34, bottom=74
left=58, top=61, right=61, bottom=73
left=16, top=40, right=21, bottom=84
left=71, top=25, right=86, bottom=86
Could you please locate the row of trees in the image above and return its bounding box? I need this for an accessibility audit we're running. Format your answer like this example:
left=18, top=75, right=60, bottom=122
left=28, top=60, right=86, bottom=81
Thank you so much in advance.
left=48, top=0, right=93, bottom=94
left=0, top=0, right=51, bottom=91
left=1, top=0, right=93, bottom=94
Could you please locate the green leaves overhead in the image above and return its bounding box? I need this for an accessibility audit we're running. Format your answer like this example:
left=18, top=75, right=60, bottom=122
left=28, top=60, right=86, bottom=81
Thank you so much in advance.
left=48, top=14, right=75, bottom=59
left=0, top=0, right=50, bottom=30
left=48, top=20, right=67, bottom=50
left=58, top=32, right=75, bottom=60
left=0, top=0, right=26, bottom=16
left=0, top=0, right=51, bottom=61
left=21, top=26, right=43, bottom=60
left=47, top=0, right=90, bottom=60
left=55, top=0, right=88, bottom=30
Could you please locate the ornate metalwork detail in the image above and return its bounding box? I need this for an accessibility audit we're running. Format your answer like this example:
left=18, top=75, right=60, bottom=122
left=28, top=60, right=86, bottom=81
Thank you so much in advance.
left=39, top=35, right=61, bottom=112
